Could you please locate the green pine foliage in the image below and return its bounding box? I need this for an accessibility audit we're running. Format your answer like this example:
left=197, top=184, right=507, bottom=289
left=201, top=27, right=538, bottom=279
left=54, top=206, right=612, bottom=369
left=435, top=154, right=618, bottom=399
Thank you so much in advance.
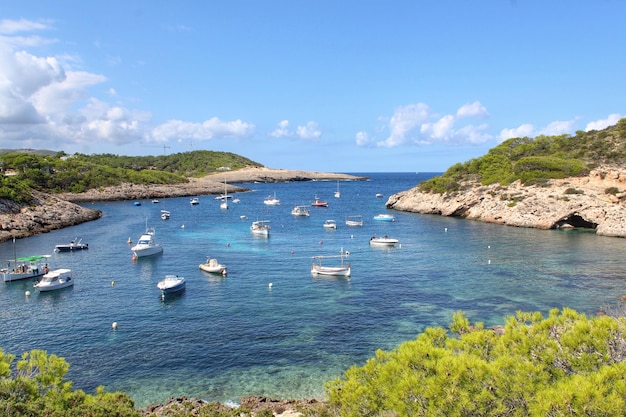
left=419, top=118, right=626, bottom=194
left=0, top=349, right=140, bottom=417
left=0, top=150, right=263, bottom=202
left=323, top=308, right=626, bottom=417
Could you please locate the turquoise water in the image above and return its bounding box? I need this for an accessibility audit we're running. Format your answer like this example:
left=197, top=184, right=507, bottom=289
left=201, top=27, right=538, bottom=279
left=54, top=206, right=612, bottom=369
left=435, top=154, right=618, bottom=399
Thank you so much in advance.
left=2, top=172, right=626, bottom=408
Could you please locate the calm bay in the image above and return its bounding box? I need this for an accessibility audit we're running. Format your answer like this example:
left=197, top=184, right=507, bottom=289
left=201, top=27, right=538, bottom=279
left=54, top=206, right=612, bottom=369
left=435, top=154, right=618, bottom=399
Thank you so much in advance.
left=2, top=172, right=626, bottom=408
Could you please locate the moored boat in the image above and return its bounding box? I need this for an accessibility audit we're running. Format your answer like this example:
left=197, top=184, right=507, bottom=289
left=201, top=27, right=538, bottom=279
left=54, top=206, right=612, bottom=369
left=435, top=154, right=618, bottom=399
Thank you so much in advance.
left=311, top=196, right=328, bottom=207
left=190, top=197, right=199, bottom=205
left=157, top=274, right=186, bottom=295
left=264, top=193, right=280, bottom=206
left=323, top=219, right=337, bottom=229
left=250, top=220, right=271, bottom=237
left=199, top=258, right=227, bottom=274
left=131, top=227, right=163, bottom=258
left=311, top=248, right=351, bottom=277
left=291, top=205, right=310, bottom=217
left=1, top=254, right=51, bottom=282
left=54, top=237, right=89, bottom=252
left=369, top=235, right=399, bottom=246
left=34, top=268, right=74, bottom=292
left=373, top=214, right=395, bottom=222
left=345, top=215, right=363, bottom=227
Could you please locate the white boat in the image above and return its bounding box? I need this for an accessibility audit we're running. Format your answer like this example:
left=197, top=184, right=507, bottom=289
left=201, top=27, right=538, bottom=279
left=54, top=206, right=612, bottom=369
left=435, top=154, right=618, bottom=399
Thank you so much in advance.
left=311, top=249, right=351, bottom=277
left=199, top=258, right=227, bottom=274
left=323, top=219, right=337, bottom=229
left=345, top=215, right=363, bottom=227
left=250, top=220, right=271, bottom=237
left=232, top=198, right=241, bottom=203
left=373, top=214, right=395, bottom=222
left=376, top=193, right=383, bottom=198
left=369, top=235, right=399, bottom=246
left=131, top=227, right=163, bottom=258
left=190, top=197, right=199, bottom=205
left=34, top=268, right=74, bottom=292
left=54, top=237, right=89, bottom=252
left=264, top=193, right=280, bottom=206
left=291, top=205, right=310, bottom=216
left=220, top=177, right=229, bottom=209
left=334, top=181, right=341, bottom=198
left=1, top=254, right=51, bottom=282
left=157, top=274, right=186, bottom=294
left=152, top=199, right=160, bottom=204
left=161, top=210, right=170, bottom=220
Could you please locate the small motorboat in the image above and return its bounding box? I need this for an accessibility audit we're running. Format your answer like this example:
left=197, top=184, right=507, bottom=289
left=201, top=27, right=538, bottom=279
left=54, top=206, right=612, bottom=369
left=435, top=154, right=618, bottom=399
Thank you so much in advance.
left=199, top=258, right=227, bottom=274
left=34, top=268, right=74, bottom=292
left=263, top=193, right=280, bottom=206
left=160, top=210, right=170, bottom=220
left=373, top=214, right=395, bottom=222
left=369, top=235, right=399, bottom=246
left=157, top=274, right=186, bottom=295
left=54, top=237, right=89, bottom=252
left=131, top=227, right=163, bottom=258
left=190, top=197, right=200, bottom=205
left=152, top=199, right=160, bottom=204
left=311, top=196, right=328, bottom=207
left=134, top=201, right=142, bottom=206
left=291, top=205, right=310, bottom=217
left=323, top=219, right=337, bottom=229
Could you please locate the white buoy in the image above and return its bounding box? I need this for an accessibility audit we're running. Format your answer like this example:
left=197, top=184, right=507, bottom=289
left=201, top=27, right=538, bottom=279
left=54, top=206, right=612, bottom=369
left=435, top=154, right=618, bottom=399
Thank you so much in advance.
left=268, top=283, right=273, bottom=288
left=444, top=227, right=448, bottom=232
left=25, top=290, right=31, bottom=296
left=112, top=322, right=118, bottom=330
left=111, top=281, right=115, bottom=287
left=181, top=224, right=185, bottom=228
left=488, top=260, right=491, bottom=265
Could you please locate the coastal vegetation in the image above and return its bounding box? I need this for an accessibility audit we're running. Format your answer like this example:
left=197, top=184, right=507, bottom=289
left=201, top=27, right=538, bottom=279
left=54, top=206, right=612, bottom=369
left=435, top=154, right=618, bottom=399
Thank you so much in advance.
left=4, top=308, right=626, bottom=416
left=0, top=150, right=262, bottom=205
left=419, top=118, right=626, bottom=194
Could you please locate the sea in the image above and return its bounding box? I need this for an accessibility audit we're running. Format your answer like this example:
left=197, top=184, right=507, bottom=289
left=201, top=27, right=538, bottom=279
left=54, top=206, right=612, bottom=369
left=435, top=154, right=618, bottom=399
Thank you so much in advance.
left=2, top=172, right=626, bottom=408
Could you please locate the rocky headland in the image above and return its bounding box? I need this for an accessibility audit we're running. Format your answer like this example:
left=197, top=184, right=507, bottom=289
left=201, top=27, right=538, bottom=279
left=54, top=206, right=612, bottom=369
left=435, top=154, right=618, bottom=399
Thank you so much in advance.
left=386, top=165, right=626, bottom=238
left=0, top=168, right=366, bottom=243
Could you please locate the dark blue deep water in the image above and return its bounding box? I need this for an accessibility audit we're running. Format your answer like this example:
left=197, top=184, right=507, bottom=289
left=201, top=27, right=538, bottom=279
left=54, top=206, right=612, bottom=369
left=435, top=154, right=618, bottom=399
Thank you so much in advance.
left=2, top=172, right=626, bottom=407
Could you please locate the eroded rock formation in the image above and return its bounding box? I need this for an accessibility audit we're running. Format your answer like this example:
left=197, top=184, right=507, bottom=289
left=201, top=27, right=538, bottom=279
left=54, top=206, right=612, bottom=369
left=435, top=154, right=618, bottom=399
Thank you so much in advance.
left=386, top=166, right=626, bottom=238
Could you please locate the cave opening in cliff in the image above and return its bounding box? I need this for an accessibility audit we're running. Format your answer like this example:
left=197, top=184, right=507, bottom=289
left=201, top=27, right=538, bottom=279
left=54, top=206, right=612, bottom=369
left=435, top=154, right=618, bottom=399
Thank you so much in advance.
left=554, top=214, right=598, bottom=230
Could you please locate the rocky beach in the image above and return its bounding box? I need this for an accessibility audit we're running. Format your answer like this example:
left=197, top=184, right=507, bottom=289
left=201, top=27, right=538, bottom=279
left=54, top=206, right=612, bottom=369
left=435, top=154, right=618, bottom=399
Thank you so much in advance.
left=0, top=168, right=366, bottom=243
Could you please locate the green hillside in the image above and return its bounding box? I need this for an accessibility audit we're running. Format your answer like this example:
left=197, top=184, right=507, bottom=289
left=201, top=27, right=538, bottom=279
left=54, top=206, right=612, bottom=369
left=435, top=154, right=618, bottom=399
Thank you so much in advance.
left=420, top=118, right=626, bottom=194
left=0, top=150, right=263, bottom=205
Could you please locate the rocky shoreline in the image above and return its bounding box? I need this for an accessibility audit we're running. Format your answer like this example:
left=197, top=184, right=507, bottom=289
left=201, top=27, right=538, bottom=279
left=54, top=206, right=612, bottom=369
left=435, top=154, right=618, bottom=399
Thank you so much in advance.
left=0, top=167, right=366, bottom=243
left=386, top=165, right=626, bottom=238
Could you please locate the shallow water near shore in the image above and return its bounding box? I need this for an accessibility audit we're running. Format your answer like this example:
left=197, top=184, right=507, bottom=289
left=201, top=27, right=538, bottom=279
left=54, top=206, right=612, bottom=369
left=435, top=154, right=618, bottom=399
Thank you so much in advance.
left=2, top=172, right=626, bottom=408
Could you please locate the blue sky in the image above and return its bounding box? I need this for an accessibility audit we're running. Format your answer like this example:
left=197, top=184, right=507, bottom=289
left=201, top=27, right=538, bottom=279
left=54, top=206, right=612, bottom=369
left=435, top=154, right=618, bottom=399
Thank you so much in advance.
left=0, top=1, right=624, bottom=173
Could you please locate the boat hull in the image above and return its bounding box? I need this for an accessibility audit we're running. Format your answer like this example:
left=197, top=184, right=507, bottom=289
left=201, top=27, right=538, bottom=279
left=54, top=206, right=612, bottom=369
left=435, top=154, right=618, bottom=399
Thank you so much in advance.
left=311, top=265, right=351, bottom=277
left=2, top=270, right=45, bottom=282
left=157, top=275, right=186, bottom=293
left=35, top=269, right=74, bottom=292
left=369, top=238, right=399, bottom=246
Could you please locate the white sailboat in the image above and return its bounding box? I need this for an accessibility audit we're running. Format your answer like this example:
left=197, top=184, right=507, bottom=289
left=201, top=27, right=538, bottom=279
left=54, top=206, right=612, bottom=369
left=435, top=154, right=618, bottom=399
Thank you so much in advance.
left=220, top=177, right=228, bottom=209
left=334, top=180, right=341, bottom=198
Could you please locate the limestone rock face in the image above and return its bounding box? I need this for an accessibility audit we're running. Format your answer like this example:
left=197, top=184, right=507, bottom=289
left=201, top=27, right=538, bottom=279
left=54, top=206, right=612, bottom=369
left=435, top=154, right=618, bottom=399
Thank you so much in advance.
left=0, top=191, right=102, bottom=243
left=386, top=166, right=626, bottom=238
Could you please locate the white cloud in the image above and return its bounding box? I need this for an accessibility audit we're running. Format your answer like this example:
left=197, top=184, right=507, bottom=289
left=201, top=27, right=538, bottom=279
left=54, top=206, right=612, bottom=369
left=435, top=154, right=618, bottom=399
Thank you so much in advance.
left=270, top=120, right=291, bottom=138
left=355, top=131, right=371, bottom=146
left=538, top=119, right=578, bottom=136
left=457, top=101, right=489, bottom=119
left=586, top=113, right=622, bottom=131
left=499, top=124, right=535, bottom=142
left=151, top=118, right=255, bottom=143
left=367, top=101, right=492, bottom=148
left=269, top=120, right=321, bottom=141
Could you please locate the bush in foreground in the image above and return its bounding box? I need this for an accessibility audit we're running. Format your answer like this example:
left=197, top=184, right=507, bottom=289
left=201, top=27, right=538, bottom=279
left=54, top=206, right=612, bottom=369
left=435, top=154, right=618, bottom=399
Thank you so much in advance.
left=324, top=308, right=626, bottom=416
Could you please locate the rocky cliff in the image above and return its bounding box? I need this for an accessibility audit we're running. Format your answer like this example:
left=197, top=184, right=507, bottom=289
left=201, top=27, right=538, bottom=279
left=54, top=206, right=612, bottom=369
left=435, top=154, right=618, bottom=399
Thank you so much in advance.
left=0, top=191, right=102, bottom=243
left=386, top=166, right=626, bottom=238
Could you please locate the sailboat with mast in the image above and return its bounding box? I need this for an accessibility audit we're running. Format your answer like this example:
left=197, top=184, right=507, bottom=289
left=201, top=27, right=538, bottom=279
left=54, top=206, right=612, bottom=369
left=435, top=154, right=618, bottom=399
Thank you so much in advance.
left=220, top=177, right=229, bottom=209
left=1, top=238, right=50, bottom=282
